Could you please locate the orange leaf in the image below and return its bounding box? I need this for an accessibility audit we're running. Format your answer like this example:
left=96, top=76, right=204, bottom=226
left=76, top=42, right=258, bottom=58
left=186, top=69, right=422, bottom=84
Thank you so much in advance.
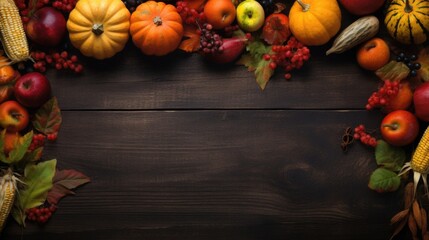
left=179, top=25, right=200, bottom=53
left=184, top=0, right=206, bottom=10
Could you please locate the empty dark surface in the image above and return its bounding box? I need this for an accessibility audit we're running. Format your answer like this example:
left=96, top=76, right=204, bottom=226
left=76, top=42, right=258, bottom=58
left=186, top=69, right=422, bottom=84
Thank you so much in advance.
left=0, top=8, right=414, bottom=240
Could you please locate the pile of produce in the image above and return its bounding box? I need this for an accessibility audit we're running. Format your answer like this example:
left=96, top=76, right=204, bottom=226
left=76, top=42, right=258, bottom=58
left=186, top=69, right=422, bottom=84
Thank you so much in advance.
left=0, top=0, right=428, bottom=239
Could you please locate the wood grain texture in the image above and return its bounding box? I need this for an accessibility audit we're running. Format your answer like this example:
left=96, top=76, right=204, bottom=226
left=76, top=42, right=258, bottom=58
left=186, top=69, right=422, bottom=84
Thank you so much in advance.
left=1, top=110, right=403, bottom=240
left=47, top=41, right=379, bottom=111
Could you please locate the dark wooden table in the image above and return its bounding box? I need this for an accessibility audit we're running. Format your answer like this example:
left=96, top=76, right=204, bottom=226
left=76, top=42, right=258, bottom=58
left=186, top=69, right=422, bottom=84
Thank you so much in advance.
left=1, top=6, right=414, bottom=240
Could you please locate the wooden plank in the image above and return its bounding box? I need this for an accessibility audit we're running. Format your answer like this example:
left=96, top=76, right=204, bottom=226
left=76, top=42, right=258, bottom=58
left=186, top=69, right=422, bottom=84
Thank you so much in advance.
left=2, top=110, right=403, bottom=239
left=47, top=41, right=379, bottom=110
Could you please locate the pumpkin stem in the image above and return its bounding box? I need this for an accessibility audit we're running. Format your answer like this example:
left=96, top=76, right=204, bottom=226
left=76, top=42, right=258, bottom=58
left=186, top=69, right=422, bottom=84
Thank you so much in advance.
left=153, top=16, right=162, bottom=26
left=296, top=0, right=310, bottom=12
left=92, top=23, right=104, bottom=35
left=404, top=0, right=413, bottom=13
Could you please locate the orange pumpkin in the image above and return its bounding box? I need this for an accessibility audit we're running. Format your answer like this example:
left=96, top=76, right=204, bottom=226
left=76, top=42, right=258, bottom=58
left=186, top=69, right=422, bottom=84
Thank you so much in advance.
left=130, top=1, right=184, bottom=56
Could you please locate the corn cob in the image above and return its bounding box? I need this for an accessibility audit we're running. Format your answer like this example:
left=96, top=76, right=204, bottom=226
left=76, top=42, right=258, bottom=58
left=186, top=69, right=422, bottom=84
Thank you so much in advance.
left=0, top=0, right=30, bottom=63
left=411, top=127, right=429, bottom=174
left=0, top=169, right=16, bottom=233
left=399, top=126, right=429, bottom=198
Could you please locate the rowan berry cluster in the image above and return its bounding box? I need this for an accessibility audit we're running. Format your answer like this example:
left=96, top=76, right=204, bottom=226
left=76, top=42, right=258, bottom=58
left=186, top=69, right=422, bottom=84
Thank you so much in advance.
left=366, top=80, right=400, bottom=110
left=263, top=37, right=310, bottom=80
left=26, top=204, right=57, bottom=223
left=28, top=133, right=46, bottom=151
left=31, top=50, right=83, bottom=73
left=176, top=1, right=206, bottom=25
left=353, top=124, right=377, bottom=147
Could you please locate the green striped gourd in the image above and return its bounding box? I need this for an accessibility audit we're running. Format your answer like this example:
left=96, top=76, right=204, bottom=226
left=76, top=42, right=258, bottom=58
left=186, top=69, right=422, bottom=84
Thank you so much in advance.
left=385, top=0, right=429, bottom=45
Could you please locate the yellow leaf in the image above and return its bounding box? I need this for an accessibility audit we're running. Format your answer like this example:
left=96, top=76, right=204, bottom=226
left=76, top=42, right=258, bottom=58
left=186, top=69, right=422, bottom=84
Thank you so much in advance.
left=179, top=25, right=200, bottom=53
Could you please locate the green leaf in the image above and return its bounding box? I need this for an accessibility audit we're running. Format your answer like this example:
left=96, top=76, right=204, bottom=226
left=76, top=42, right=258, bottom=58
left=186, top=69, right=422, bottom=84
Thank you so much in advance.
left=13, top=159, right=57, bottom=226
left=237, top=39, right=274, bottom=90
left=255, top=59, right=275, bottom=90
left=47, top=169, right=90, bottom=205
left=32, top=97, right=62, bottom=135
left=22, top=147, right=44, bottom=163
left=375, top=140, right=406, bottom=172
left=6, top=131, right=33, bottom=164
left=375, top=61, right=410, bottom=82
left=368, top=168, right=401, bottom=193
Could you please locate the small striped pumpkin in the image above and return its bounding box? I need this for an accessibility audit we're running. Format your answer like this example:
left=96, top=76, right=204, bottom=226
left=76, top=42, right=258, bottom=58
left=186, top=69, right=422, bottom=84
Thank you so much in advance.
left=384, top=0, right=429, bottom=45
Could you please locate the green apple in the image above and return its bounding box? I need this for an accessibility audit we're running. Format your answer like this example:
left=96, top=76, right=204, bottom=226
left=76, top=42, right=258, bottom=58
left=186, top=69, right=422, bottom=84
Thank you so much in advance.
left=236, top=0, right=265, bottom=32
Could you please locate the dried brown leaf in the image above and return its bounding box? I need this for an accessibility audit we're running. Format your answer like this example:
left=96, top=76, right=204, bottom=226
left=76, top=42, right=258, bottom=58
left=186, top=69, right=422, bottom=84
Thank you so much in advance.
left=390, top=216, right=408, bottom=240
left=409, top=213, right=418, bottom=238
left=391, top=209, right=410, bottom=225
left=274, top=3, right=287, bottom=13
left=413, top=200, right=423, bottom=229
left=422, top=207, right=428, bottom=235
left=405, top=182, right=414, bottom=209
left=424, top=232, right=429, bottom=240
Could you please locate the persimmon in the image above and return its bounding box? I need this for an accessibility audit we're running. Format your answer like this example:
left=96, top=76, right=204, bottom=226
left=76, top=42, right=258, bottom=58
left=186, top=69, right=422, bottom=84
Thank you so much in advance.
left=356, top=38, right=390, bottom=71
left=204, top=0, right=236, bottom=29
left=0, top=65, right=18, bottom=103
left=3, top=131, right=22, bottom=154
left=384, top=82, right=413, bottom=113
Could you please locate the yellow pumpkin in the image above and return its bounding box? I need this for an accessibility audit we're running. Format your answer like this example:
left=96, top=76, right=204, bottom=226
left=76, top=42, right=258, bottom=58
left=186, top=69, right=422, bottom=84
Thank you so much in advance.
left=67, top=0, right=130, bottom=60
left=385, top=0, right=429, bottom=45
left=289, top=0, right=341, bottom=46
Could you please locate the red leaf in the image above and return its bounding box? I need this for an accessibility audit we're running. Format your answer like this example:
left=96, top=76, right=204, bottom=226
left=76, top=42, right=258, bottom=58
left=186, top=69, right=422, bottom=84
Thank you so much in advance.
left=179, top=25, right=200, bottom=53
left=31, top=97, right=62, bottom=135
left=47, top=169, right=90, bottom=205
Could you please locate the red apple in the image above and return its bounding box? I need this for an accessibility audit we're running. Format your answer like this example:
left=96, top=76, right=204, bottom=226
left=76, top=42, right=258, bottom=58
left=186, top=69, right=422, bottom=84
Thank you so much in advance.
left=414, top=82, right=429, bottom=122
left=26, top=7, right=66, bottom=47
left=0, top=100, right=29, bottom=132
left=14, top=72, right=51, bottom=108
left=339, top=0, right=386, bottom=15
left=380, top=110, right=419, bottom=147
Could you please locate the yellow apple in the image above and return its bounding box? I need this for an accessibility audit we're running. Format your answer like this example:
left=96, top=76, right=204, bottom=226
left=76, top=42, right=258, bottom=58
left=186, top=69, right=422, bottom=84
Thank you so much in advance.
left=236, top=0, right=265, bottom=32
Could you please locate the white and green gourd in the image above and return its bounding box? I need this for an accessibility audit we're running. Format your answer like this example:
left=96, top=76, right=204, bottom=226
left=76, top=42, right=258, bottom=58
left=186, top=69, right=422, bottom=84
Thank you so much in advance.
left=326, top=15, right=380, bottom=55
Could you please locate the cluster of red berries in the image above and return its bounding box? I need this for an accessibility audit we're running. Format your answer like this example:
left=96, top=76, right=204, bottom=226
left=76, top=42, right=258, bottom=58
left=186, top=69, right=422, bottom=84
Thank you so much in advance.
left=366, top=80, right=400, bottom=110
left=15, top=0, right=77, bottom=20
left=31, top=50, right=83, bottom=73
left=15, top=0, right=48, bottom=23
left=26, top=204, right=57, bottom=224
left=263, top=37, right=311, bottom=80
left=353, top=124, right=377, bottom=147
left=28, top=133, right=58, bottom=151
left=176, top=1, right=206, bottom=25
left=51, top=0, right=77, bottom=12
left=28, top=133, right=46, bottom=151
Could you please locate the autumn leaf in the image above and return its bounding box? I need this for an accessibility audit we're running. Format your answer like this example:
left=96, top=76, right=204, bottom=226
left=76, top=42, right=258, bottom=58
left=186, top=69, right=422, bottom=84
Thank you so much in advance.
left=417, top=47, right=429, bottom=82
left=368, top=168, right=401, bottom=193
left=47, top=169, right=90, bottom=205
left=179, top=25, right=200, bottom=53
left=12, top=159, right=56, bottom=226
left=375, top=60, right=410, bottom=81
left=32, top=97, right=62, bottom=135
left=237, top=39, right=274, bottom=90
